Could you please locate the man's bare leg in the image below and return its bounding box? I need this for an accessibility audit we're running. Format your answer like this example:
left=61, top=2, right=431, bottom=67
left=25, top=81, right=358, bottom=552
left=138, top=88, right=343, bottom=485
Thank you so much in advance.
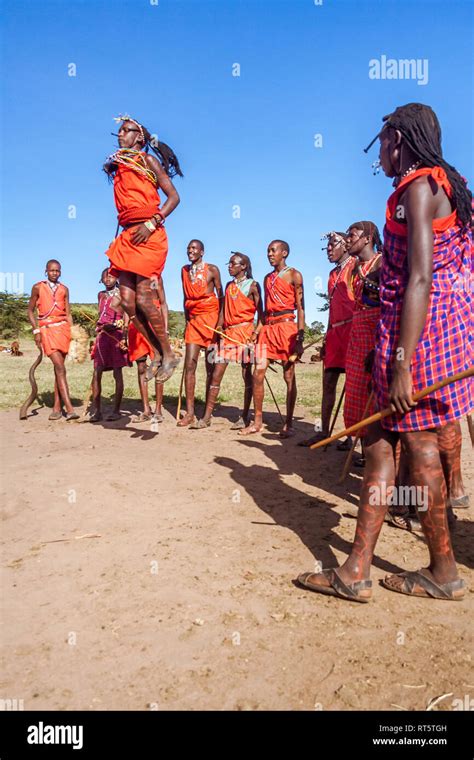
left=136, top=277, right=178, bottom=381
left=50, top=351, right=76, bottom=416
left=200, top=362, right=227, bottom=424
left=241, top=363, right=253, bottom=424
left=280, top=363, right=297, bottom=438
left=298, top=422, right=397, bottom=591
left=177, top=343, right=201, bottom=426
left=90, top=368, right=103, bottom=421
left=239, top=360, right=269, bottom=435
left=53, top=376, right=62, bottom=414
left=382, top=430, right=461, bottom=591
left=153, top=380, right=164, bottom=421
left=111, top=368, right=124, bottom=415
left=438, top=421, right=468, bottom=506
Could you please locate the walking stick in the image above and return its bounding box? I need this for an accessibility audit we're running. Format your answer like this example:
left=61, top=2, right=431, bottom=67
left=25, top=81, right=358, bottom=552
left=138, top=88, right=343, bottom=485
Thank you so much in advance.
left=19, top=345, right=43, bottom=420
left=323, top=381, right=345, bottom=452
left=176, top=364, right=185, bottom=421
left=310, top=367, right=474, bottom=450
left=467, top=413, right=474, bottom=448
left=264, top=376, right=284, bottom=423
left=338, top=391, right=374, bottom=483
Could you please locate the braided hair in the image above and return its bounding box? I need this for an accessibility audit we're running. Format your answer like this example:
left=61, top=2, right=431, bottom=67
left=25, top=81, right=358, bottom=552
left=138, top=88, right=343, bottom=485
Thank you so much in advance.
left=383, top=103, right=471, bottom=226
left=141, top=124, right=183, bottom=178
left=348, top=221, right=383, bottom=252
left=105, top=115, right=183, bottom=180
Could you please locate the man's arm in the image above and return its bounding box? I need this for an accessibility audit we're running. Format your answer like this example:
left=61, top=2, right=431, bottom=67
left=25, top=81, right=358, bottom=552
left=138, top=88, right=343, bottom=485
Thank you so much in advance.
left=389, top=177, right=434, bottom=414
left=210, top=265, right=224, bottom=327
left=294, top=270, right=305, bottom=330
left=144, top=154, right=180, bottom=219
left=64, top=287, right=73, bottom=326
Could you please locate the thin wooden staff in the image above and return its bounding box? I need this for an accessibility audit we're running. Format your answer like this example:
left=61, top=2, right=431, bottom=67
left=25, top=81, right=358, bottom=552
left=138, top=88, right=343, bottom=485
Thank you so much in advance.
left=176, top=365, right=185, bottom=421
left=338, top=391, right=374, bottom=483
left=310, top=367, right=474, bottom=450
left=323, top=381, right=346, bottom=452
left=19, top=345, right=43, bottom=420
left=264, top=376, right=284, bottom=423
left=467, top=413, right=474, bottom=448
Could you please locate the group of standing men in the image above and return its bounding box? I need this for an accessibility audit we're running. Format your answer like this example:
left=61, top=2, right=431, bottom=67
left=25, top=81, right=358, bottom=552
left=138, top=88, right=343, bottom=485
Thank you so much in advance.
left=27, top=103, right=472, bottom=604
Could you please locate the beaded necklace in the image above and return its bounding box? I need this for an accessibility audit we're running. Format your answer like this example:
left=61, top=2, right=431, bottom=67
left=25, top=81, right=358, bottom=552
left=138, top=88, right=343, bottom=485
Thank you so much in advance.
left=229, top=276, right=251, bottom=299
left=189, top=261, right=206, bottom=285
left=329, top=256, right=353, bottom=302
left=355, top=254, right=382, bottom=306
left=107, top=149, right=157, bottom=184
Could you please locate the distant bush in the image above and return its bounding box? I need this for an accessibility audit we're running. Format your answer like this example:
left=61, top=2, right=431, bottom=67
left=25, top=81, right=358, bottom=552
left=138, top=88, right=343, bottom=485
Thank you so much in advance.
left=0, top=292, right=30, bottom=339
left=70, top=304, right=98, bottom=337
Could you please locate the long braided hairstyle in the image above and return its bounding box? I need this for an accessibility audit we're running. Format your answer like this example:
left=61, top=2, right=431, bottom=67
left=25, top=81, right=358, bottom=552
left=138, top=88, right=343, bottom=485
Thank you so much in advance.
left=348, top=221, right=383, bottom=252
left=382, top=103, right=471, bottom=226
left=105, top=115, right=183, bottom=180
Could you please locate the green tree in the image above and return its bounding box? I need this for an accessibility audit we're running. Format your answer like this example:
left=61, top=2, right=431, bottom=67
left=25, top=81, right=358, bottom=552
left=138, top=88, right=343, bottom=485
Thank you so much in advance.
left=0, top=292, right=30, bottom=339
left=316, top=291, right=329, bottom=312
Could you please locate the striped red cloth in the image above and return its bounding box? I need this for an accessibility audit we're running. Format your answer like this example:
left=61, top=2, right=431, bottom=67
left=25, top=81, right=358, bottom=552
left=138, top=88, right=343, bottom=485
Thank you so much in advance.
left=374, top=166, right=473, bottom=432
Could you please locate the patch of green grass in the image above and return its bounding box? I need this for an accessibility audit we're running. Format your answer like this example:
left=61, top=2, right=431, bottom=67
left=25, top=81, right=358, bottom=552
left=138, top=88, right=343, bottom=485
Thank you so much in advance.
left=1, top=338, right=334, bottom=415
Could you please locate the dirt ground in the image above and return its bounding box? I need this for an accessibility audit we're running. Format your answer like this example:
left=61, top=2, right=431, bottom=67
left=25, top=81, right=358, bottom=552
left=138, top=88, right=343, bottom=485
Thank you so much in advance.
left=1, top=394, right=473, bottom=711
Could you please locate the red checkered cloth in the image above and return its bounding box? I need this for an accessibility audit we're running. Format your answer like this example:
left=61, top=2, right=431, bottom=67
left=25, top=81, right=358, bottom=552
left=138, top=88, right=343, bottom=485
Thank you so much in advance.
left=374, top=167, right=473, bottom=432
left=343, top=308, right=379, bottom=436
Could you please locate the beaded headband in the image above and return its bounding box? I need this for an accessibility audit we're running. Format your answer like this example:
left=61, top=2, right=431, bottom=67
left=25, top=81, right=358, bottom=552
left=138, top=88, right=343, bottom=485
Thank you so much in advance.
left=114, top=114, right=145, bottom=144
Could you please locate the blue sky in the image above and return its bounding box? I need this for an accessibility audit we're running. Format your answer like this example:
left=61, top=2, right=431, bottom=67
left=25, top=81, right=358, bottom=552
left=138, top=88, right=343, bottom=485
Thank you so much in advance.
left=1, top=0, right=472, bottom=324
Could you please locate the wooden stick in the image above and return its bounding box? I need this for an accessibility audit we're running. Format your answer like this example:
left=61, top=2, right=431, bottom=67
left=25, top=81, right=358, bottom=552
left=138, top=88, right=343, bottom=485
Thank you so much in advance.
left=323, top=381, right=345, bottom=452
left=338, top=391, right=374, bottom=483
left=202, top=323, right=249, bottom=348
left=264, top=376, right=284, bottom=423
left=310, top=367, right=474, bottom=450
left=467, top=413, right=474, bottom=448
left=176, top=365, right=185, bottom=421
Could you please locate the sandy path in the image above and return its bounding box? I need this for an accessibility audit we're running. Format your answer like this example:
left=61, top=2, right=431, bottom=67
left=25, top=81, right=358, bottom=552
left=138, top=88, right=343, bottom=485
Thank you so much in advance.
left=1, top=405, right=472, bottom=711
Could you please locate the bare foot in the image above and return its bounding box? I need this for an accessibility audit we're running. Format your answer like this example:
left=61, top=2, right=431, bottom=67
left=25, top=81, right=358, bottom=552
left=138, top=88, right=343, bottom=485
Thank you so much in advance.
left=238, top=423, right=263, bottom=436
left=177, top=413, right=195, bottom=428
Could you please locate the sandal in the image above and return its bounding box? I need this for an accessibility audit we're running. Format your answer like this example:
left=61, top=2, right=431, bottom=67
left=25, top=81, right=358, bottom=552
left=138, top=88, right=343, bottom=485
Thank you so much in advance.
left=381, top=569, right=465, bottom=601
left=145, top=358, right=162, bottom=382
left=336, top=437, right=352, bottom=451
left=450, top=495, right=470, bottom=510
left=230, top=416, right=247, bottom=430
left=386, top=512, right=423, bottom=533
left=297, top=568, right=372, bottom=603
left=65, top=412, right=80, bottom=422
left=298, top=431, right=328, bottom=447
left=151, top=413, right=164, bottom=424
left=105, top=412, right=121, bottom=421
left=48, top=411, right=62, bottom=421
left=189, top=419, right=211, bottom=430
left=155, top=354, right=180, bottom=383
left=131, top=412, right=152, bottom=423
